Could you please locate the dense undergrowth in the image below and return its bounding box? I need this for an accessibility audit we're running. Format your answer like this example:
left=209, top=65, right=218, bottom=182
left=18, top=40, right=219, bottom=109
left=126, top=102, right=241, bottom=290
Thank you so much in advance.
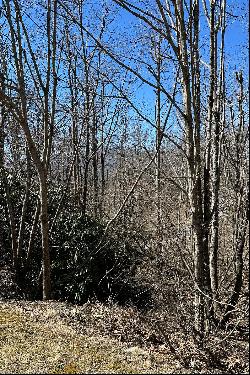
left=0, top=179, right=249, bottom=374
left=0, top=180, right=152, bottom=307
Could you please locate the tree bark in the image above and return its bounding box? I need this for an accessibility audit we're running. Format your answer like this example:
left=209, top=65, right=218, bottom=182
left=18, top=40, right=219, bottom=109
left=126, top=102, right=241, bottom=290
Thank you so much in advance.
left=92, top=107, right=99, bottom=218
left=39, top=170, right=51, bottom=300
left=16, top=145, right=31, bottom=271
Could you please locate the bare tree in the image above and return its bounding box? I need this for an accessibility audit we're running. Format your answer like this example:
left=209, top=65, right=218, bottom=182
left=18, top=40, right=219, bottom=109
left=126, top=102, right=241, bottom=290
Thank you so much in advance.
left=0, top=0, right=60, bottom=299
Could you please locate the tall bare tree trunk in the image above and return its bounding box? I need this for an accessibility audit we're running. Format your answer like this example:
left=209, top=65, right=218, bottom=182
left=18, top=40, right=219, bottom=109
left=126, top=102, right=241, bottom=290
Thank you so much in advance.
left=23, top=198, right=41, bottom=275
left=82, top=43, right=91, bottom=214
left=92, top=106, right=99, bottom=218
left=39, top=169, right=51, bottom=300
left=221, top=71, right=249, bottom=325
left=208, top=0, right=219, bottom=312
left=16, top=145, right=31, bottom=273
left=154, top=36, right=163, bottom=250
left=100, top=83, right=106, bottom=217
left=175, top=0, right=207, bottom=336
left=0, top=40, right=18, bottom=271
left=82, top=87, right=90, bottom=215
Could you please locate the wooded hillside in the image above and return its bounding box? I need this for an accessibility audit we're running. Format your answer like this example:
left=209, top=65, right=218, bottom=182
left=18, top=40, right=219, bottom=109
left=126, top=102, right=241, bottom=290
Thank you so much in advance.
left=0, top=0, right=249, bottom=373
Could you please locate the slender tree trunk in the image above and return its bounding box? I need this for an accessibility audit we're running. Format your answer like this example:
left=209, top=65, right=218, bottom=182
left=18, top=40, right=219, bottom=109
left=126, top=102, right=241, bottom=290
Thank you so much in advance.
left=39, top=170, right=51, bottom=300
left=221, top=71, right=248, bottom=325
left=99, top=82, right=106, bottom=218
left=82, top=106, right=90, bottom=214
left=23, top=198, right=40, bottom=274
left=100, top=125, right=105, bottom=216
left=0, top=63, right=18, bottom=269
left=16, top=145, right=31, bottom=271
left=193, top=208, right=205, bottom=336
left=209, top=111, right=220, bottom=303
left=1, top=166, right=18, bottom=269
left=221, top=187, right=248, bottom=326
left=155, top=37, right=162, bottom=250
left=0, top=55, right=6, bottom=257
left=82, top=65, right=90, bottom=214
left=209, top=0, right=226, bottom=313
left=66, top=29, right=80, bottom=207
left=175, top=0, right=207, bottom=337
left=92, top=107, right=98, bottom=218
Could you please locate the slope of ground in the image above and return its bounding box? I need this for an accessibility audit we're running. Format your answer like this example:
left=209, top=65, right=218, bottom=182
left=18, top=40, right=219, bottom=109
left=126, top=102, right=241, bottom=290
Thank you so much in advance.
left=0, top=300, right=248, bottom=374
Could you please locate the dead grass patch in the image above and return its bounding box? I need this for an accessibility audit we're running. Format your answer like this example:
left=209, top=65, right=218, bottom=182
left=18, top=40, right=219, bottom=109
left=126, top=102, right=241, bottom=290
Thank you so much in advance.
left=0, top=301, right=179, bottom=374
left=0, top=300, right=248, bottom=374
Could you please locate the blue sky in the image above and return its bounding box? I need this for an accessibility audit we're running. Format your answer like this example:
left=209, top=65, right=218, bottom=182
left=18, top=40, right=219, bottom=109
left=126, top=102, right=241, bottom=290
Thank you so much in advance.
left=1, top=0, right=247, bottom=134
left=103, top=0, right=249, bottom=128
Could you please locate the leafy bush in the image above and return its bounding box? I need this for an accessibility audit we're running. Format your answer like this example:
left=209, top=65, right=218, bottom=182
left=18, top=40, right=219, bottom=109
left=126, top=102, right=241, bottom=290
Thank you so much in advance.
left=0, top=177, right=151, bottom=308
left=50, top=210, right=151, bottom=307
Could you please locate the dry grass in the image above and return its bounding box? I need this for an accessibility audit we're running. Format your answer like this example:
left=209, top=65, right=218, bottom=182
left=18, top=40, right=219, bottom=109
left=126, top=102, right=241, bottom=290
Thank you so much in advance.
left=0, top=301, right=181, bottom=374
left=0, top=300, right=248, bottom=374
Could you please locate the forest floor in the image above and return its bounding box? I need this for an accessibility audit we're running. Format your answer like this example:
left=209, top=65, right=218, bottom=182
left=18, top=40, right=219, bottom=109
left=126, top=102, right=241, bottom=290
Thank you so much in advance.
left=0, top=298, right=249, bottom=374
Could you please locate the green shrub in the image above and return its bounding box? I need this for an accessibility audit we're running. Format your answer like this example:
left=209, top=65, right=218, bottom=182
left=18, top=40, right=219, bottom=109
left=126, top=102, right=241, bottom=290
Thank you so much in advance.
left=50, top=210, right=151, bottom=308
left=0, top=177, right=152, bottom=308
